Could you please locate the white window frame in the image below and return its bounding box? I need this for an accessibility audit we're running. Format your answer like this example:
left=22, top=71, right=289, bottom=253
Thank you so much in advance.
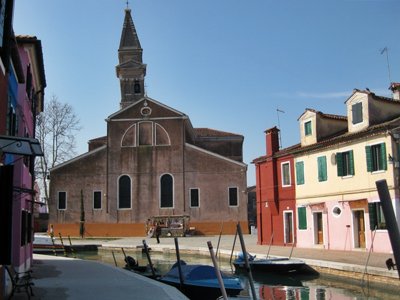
left=189, top=188, right=200, bottom=208
left=159, top=173, right=175, bottom=209
left=57, top=191, right=67, bottom=210
left=93, top=190, right=102, bottom=210
left=281, top=161, right=291, bottom=187
left=228, top=186, right=239, bottom=207
left=117, top=174, right=132, bottom=210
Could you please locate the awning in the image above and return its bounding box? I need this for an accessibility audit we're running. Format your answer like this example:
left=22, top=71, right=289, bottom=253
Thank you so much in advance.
left=0, top=135, right=43, bottom=157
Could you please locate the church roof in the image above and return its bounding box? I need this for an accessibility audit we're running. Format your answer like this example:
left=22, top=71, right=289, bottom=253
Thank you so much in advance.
left=119, top=8, right=142, bottom=50
left=194, top=128, right=243, bottom=138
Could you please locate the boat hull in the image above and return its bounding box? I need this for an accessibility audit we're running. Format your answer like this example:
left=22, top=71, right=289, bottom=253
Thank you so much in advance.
left=160, top=264, right=243, bottom=300
left=160, top=278, right=242, bottom=300
left=233, top=257, right=306, bottom=274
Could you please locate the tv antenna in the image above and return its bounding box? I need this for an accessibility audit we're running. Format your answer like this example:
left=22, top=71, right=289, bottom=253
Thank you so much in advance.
left=380, top=47, right=392, bottom=85
left=276, top=108, right=285, bottom=149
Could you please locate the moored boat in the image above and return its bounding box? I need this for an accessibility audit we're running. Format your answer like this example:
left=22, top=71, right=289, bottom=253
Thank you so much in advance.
left=233, top=253, right=307, bottom=274
left=33, top=234, right=64, bottom=254
left=160, top=261, right=243, bottom=300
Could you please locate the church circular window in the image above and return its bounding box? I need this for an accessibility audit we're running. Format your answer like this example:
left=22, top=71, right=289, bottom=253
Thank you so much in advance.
left=140, top=106, right=152, bottom=117
left=332, top=206, right=342, bottom=217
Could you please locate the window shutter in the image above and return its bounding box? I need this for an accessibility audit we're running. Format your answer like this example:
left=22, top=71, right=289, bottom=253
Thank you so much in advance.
left=368, top=202, right=377, bottom=231
left=296, top=161, right=304, bottom=185
left=352, top=102, right=363, bottom=124
left=380, top=143, right=387, bottom=170
left=305, top=121, right=312, bottom=136
left=336, top=152, right=343, bottom=176
left=297, top=207, right=307, bottom=230
left=349, top=150, right=355, bottom=175
left=365, top=146, right=372, bottom=172
left=318, top=156, right=327, bottom=181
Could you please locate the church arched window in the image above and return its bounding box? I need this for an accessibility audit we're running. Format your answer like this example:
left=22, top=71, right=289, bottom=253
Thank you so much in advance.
left=160, top=174, right=173, bottom=208
left=138, top=121, right=153, bottom=145
left=155, top=124, right=170, bottom=145
left=121, top=121, right=171, bottom=147
left=118, top=175, right=131, bottom=209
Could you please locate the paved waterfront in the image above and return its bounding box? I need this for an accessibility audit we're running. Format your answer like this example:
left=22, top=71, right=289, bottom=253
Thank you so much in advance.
left=11, top=234, right=398, bottom=299
left=85, top=234, right=398, bottom=280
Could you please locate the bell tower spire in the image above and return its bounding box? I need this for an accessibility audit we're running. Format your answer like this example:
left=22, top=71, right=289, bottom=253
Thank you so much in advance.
left=116, top=7, right=147, bottom=109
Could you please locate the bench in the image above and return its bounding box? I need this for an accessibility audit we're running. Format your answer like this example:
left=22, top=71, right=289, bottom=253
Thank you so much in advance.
left=5, top=265, right=34, bottom=299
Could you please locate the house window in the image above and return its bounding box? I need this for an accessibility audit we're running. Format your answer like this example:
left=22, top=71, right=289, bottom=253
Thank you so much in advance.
left=190, top=188, right=200, bottom=207
left=336, top=150, right=354, bottom=176
left=160, top=174, right=173, bottom=208
left=58, top=191, right=67, bottom=210
left=304, top=121, right=312, bottom=136
left=317, top=156, right=327, bottom=182
left=118, top=175, right=131, bottom=209
left=229, top=187, right=238, bottom=206
left=297, top=207, right=307, bottom=230
left=368, top=202, right=386, bottom=230
left=366, top=143, right=387, bottom=172
left=93, top=191, right=102, bottom=210
left=6, top=102, right=17, bottom=136
left=352, top=102, right=363, bottom=124
left=281, top=162, right=291, bottom=187
left=295, top=161, right=304, bottom=185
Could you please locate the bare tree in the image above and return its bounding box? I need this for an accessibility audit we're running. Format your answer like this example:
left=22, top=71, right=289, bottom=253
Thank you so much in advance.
left=35, top=95, right=81, bottom=205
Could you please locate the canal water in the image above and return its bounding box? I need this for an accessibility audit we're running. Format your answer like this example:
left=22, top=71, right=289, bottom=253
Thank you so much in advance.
left=76, top=249, right=397, bottom=300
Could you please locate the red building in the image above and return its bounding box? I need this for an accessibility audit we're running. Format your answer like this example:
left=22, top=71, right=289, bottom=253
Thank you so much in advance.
left=253, top=127, right=299, bottom=246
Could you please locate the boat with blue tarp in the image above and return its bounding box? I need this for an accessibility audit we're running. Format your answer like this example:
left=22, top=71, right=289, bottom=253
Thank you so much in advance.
left=160, top=261, right=243, bottom=300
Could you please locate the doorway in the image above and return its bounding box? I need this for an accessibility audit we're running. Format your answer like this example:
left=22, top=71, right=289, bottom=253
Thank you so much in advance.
left=353, top=210, right=366, bottom=248
left=283, top=211, right=293, bottom=244
left=314, top=212, right=323, bottom=245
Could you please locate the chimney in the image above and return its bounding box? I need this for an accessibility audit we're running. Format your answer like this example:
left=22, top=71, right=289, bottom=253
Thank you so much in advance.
left=265, top=127, right=280, bottom=156
left=390, top=82, right=400, bottom=101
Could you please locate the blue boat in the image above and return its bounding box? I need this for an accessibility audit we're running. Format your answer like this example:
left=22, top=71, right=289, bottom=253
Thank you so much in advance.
left=160, top=261, right=243, bottom=300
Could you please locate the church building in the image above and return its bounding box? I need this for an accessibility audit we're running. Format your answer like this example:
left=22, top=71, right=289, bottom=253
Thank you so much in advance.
left=48, top=8, right=248, bottom=237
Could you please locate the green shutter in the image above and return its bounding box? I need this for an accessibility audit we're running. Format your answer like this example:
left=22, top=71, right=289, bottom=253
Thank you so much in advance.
left=296, top=161, right=304, bottom=185
left=318, top=156, right=327, bottom=181
left=349, top=150, right=355, bottom=175
left=380, top=143, right=387, bottom=170
left=365, top=146, right=372, bottom=172
left=336, top=152, right=343, bottom=176
left=368, top=202, right=377, bottom=230
left=305, top=121, right=312, bottom=136
left=297, top=207, right=307, bottom=230
left=352, top=102, right=363, bottom=124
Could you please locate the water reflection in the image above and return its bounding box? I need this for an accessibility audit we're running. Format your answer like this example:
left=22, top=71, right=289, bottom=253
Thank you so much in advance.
left=76, top=250, right=395, bottom=300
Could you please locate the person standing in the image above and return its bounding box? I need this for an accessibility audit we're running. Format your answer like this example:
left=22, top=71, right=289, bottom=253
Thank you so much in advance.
left=155, top=223, right=161, bottom=244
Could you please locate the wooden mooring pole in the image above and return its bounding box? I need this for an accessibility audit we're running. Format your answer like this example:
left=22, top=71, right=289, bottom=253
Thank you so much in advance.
left=375, top=180, right=400, bottom=279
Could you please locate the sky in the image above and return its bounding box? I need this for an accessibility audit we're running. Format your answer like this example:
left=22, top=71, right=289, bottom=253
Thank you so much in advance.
left=13, top=0, right=400, bottom=186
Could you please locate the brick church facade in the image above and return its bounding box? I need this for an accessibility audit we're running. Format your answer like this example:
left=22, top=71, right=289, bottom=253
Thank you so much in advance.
left=48, top=8, right=248, bottom=237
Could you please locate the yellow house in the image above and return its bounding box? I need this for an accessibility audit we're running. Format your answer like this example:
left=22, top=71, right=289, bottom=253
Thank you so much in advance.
left=294, top=86, right=400, bottom=253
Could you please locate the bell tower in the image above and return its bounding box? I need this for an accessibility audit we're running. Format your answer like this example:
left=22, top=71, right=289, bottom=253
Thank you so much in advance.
left=116, top=8, right=147, bottom=109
